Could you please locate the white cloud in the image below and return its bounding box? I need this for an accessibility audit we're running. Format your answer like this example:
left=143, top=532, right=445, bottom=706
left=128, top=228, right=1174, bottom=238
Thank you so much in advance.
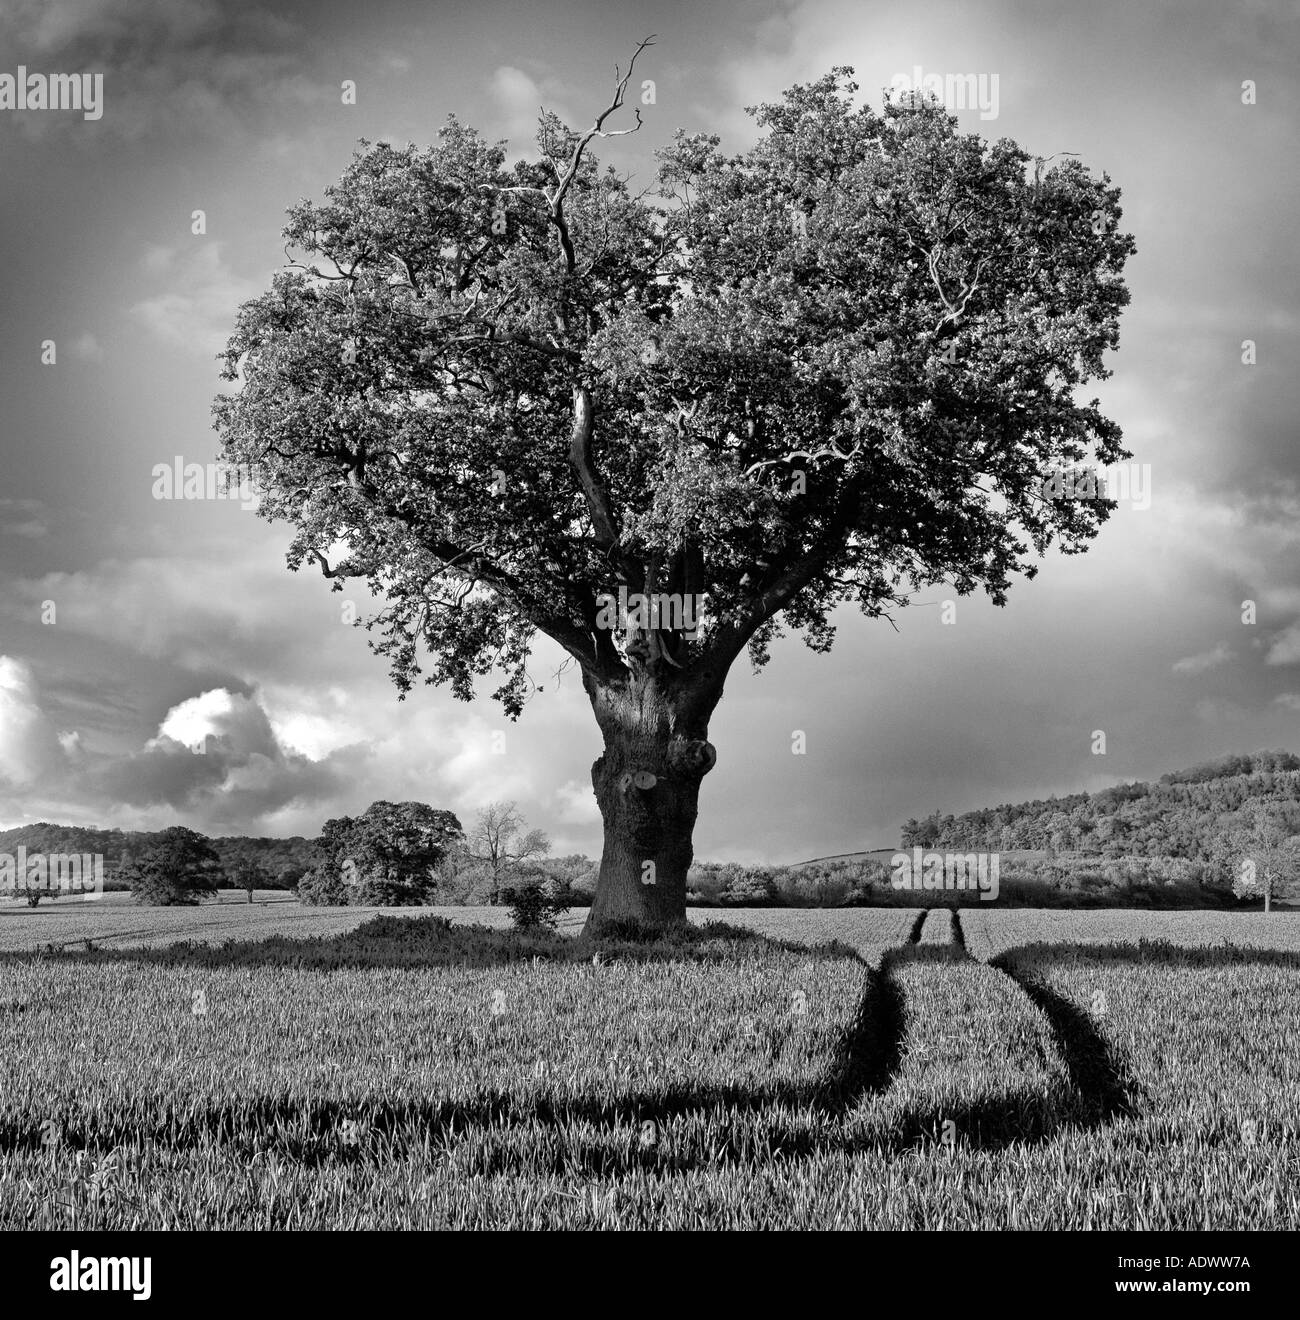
left=552, top=778, right=599, bottom=826
left=130, top=242, right=263, bottom=357
left=151, top=688, right=279, bottom=759
left=266, top=704, right=365, bottom=760
left=487, top=65, right=574, bottom=155
left=1266, top=625, right=1300, bottom=666
left=1172, top=642, right=1232, bottom=674
left=0, top=657, right=73, bottom=786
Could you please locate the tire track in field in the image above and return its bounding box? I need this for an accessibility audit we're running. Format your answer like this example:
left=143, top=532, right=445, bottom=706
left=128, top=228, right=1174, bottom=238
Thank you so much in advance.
left=816, top=908, right=923, bottom=1105
left=823, top=906, right=1139, bottom=1144
left=966, top=909, right=1140, bottom=1125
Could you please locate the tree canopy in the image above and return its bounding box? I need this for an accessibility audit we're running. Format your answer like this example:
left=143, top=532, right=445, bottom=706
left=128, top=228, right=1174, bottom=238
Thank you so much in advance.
left=315, top=800, right=463, bottom=905
left=125, top=826, right=224, bottom=906
left=214, top=64, right=1133, bottom=710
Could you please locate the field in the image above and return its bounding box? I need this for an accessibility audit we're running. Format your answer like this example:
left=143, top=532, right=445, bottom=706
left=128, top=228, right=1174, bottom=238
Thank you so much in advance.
left=0, top=895, right=1297, bottom=1229
left=962, top=906, right=1300, bottom=960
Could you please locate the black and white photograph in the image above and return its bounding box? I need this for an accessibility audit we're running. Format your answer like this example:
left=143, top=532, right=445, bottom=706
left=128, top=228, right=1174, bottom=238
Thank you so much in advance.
left=0, top=0, right=1295, bottom=1286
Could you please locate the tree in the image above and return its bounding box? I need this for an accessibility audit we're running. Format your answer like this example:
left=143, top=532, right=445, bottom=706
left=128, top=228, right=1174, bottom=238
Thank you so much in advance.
left=124, top=827, right=224, bottom=906
left=316, top=801, right=463, bottom=905
left=212, top=49, right=1134, bottom=933
left=465, top=801, right=551, bottom=905
left=277, top=862, right=307, bottom=890
left=230, top=856, right=268, bottom=904
left=297, top=865, right=348, bottom=907
left=1227, top=806, right=1300, bottom=914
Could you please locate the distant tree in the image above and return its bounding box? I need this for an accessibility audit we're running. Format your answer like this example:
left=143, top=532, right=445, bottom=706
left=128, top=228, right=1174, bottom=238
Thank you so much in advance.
left=316, top=801, right=463, bottom=905
left=1227, top=806, right=1300, bottom=914
left=466, top=802, right=551, bottom=905
left=296, top=865, right=349, bottom=907
left=124, top=827, right=224, bottom=906
left=534, top=853, right=595, bottom=906
left=277, top=863, right=307, bottom=890
left=230, top=856, right=269, bottom=904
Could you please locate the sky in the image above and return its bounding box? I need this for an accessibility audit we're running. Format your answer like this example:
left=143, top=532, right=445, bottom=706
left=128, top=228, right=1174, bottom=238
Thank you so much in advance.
left=0, top=0, right=1297, bottom=862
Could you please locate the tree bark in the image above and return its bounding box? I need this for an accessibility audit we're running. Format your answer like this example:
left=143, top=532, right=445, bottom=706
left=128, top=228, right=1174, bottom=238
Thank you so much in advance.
left=582, top=667, right=721, bottom=934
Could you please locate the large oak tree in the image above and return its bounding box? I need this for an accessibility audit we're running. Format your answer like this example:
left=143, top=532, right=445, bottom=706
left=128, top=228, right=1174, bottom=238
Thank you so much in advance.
left=213, top=46, right=1135, bottom=933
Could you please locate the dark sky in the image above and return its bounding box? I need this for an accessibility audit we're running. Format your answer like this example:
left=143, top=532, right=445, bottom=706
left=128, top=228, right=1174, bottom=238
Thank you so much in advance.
left=1, top=0, right=1297, bottom=861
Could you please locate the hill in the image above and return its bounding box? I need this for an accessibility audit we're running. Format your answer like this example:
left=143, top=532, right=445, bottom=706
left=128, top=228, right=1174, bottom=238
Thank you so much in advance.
left=901, top=749, right=1300, bottom=884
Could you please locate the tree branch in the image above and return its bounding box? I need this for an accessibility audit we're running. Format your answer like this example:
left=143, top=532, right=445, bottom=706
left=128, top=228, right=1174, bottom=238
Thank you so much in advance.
left=567, top=386, right=623, bottom=552
left=548, top=35, right=655, bottom=274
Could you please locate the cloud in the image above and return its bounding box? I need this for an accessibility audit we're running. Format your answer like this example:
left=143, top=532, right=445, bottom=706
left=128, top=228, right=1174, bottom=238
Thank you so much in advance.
left=0, top=540, right=603, bottom=840
left=1265, top=625, right=1300, bottom=666
left=1172, top=642, right=1233, bottom=675
left=150, top=687, right=280, bottom=758
left=552, top=778, right=600, bottom=826
left=130, top=242, right=263, bottom=357
left=88, top=685, right=348, bottom=823
left=0, top=674, right=358, bottom=832
left=0, top=499, right=49, bottom=539
left=7, top=548, right=329, bottom=681
left=264, top=686, right=368, bottom=760
left=487, top=65, right=574, bottom=154
left=6, top=0, right=221, bottom=55
left=0, top=657, right=74, bottom=786
left=69, top=333, right=105, bottom=362
left=0, top=0, right=315, bottom=141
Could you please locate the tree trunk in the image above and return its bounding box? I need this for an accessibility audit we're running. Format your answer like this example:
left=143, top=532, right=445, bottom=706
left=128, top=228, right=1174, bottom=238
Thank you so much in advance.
left=582, top=667, right=721, bottom=935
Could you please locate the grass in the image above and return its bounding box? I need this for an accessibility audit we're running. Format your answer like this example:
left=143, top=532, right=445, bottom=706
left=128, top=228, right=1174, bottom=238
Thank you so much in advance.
left=0, top=904, right=1296, bottom=1228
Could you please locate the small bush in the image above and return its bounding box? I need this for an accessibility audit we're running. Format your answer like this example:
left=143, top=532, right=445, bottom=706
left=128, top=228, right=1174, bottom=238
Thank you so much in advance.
left=506, top=878, right=568, bottom=930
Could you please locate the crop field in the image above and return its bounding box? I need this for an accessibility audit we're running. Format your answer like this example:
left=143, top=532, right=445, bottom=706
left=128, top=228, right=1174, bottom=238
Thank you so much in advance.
left=0, top=903, right=1296, bottom=1229
left=0, top=891, right=449, bottom=953
left=962, top=906, right=1300, bottom=961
